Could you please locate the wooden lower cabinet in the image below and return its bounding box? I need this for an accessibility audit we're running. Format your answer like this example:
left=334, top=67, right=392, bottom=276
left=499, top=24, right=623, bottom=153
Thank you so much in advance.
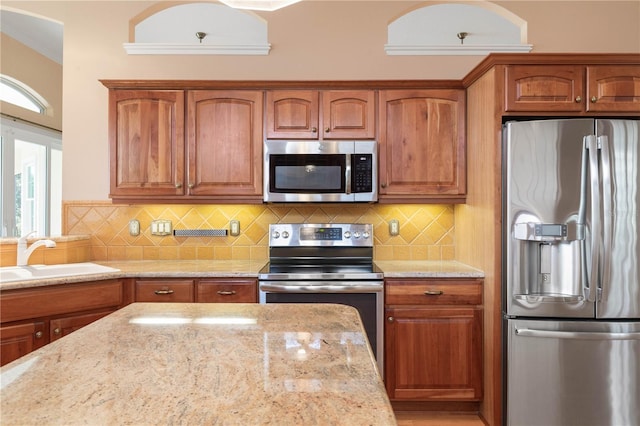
left=196, top=279, right=257, bottom=303
left=0, top=321, right=46, bottom=366
left=135, top=279, right=195, bottom=302
left=0, top=279, right=124, bottom=366
left=384, top=278, right=483, bottom=402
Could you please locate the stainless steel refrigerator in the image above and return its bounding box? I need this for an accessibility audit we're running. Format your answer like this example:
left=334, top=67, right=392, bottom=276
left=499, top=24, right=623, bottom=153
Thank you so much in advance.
left=502, top=119, right=640, bottom=426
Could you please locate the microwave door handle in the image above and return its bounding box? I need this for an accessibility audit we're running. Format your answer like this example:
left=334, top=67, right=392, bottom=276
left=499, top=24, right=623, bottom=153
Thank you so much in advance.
left=345, top=154, right=352, bottom=194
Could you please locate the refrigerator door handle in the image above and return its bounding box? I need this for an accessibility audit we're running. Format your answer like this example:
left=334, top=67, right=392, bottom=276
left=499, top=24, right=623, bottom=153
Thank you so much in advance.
left=598, top=135, right=612, bottom=301
left=515, top=328, right=640, bottom=340
left=585, top=135, right=601, bottom=303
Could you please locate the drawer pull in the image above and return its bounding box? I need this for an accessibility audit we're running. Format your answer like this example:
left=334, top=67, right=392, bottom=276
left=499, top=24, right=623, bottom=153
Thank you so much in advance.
left=53, top=328, right=61, bottom=335
left=216, top=290, right=237, bottom=296
left=154, top=289, right=175, bottom=295
left=35, top=331, right=43, bottom=339
left=424, top=290, right=444, bottom=296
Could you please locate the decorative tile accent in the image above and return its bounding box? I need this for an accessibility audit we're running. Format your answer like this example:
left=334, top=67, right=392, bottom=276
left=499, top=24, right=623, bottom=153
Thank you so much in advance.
left=62, top=201, right=455, bottom=262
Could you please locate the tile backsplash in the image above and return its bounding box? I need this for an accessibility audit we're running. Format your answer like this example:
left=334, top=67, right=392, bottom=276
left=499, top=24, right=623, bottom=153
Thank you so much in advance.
left=62, top=201, right=455, bottom=262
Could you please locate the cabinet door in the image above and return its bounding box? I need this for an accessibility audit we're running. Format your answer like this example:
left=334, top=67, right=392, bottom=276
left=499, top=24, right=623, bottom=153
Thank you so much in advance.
left=50, top=310, right=114, bottom=342
left=109, top=90, right=185, bottom=197
left=196, top=279, right=257, bottom=303
left=187, top=91, right=263, bottom=199
left=586, top=65, right=640, bottom=112
left=321, top=90, right=376, bottom=139
left=135, top=279, right=194, bottom=302
left=1, top=322, right=46, bottom=366
left=505, top=65, right=585, bottom=112
left=379, top=90, right=466, bottom=200
left=266, top=90, right=319, bottom=139
left=385, top=306, right=482, bottom=401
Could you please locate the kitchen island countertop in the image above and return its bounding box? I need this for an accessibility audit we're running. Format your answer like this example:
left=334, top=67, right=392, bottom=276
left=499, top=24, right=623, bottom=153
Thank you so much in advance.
left=0, top=302, right=396, bottom=425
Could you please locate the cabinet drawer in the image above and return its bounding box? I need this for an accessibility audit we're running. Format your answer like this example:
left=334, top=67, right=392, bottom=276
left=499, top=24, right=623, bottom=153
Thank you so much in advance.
left=196, top=280, right=257, bottom=303
left=0, top=280, right=123, bottom=323
left=135, top=280, right=194, bottom=302
left=385, top=279, right=482, bottom=305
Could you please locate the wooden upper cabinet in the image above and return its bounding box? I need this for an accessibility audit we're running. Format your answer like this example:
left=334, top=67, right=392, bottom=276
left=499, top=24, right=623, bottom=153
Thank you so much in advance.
left=586, top=65, right=640, bottom=112
left=322, top=90, right=376, bottom=139
left=266, top=90, right=319, bottom=139
left=505, top=64, right=640, bottom=113
left=378, top=89, right=466, bottom=203
left=266, top=90, right=375, bottom=139
left=187, top=90, right=263, bottom=199
left=109, top=90, right=185, bottom=197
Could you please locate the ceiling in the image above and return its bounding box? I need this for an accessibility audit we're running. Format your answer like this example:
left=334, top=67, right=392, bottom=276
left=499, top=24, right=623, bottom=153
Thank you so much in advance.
left=1, top=9, right=63, bottom=64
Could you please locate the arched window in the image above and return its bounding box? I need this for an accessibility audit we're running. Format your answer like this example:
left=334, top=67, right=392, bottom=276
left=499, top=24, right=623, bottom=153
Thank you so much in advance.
left=0, top=75, right=47, bottom=114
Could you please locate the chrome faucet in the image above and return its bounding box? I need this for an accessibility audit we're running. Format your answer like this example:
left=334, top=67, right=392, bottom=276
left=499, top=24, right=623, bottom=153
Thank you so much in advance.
left=16, top=231, right=57, bottom=266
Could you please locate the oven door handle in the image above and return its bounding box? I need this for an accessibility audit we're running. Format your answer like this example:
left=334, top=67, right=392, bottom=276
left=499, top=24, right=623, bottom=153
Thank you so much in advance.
left=259, top=282, right=383, bottom=293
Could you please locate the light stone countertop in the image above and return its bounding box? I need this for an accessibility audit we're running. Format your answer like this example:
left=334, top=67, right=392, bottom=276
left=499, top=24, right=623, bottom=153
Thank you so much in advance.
left=375, top=260, right=485, bottom=278
left=0, top=302, right=396, bottom=425
left=1, top=259, right=484, bottom=291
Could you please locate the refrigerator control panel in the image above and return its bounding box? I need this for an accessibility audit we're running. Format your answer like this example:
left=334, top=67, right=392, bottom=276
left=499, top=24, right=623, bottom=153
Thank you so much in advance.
left=514, top=222, right=570, bottom=241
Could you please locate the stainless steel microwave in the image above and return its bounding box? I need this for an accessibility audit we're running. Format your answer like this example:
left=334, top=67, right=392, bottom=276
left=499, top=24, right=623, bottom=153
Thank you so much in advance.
left=263, top=140, right=377, bottom=203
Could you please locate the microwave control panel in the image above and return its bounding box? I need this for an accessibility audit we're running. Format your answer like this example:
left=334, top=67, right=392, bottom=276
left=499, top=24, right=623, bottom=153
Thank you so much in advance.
left=351, top=154, right=373, bottom=193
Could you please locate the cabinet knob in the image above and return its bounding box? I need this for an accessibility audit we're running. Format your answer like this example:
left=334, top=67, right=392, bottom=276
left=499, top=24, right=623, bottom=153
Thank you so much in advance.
left=175, top=183, right=182, bottom=189
left=575, top=96, right=582, bottom=103
left=325, top=127, right=331, bottom=133
left=387, top=316, right=394, bottom=323
left=35, top=331, right=43, bottom=339
left=591, top=96, right=598, bottom=103
left=311, top=127, right=318, bottom=133
left=424, top=290, right=444, bottom=296
left=154, top=289, right=175, bottom=295
left=381, top=183, right=387, bottom=188
left=216, top=290, right=237, bottom=296
left=188, top=183, right=194, bottom=189
left=54, top=328, right=61, bottom=335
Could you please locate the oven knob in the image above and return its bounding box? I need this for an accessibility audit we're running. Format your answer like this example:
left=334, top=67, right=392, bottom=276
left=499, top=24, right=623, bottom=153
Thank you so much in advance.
left=363, top=231, right=370, bottom=239
left=353, top=231, right=361, bottom=239
left=272, top=231, right=280, bottom=239
left=282, top=231, right=290, bottom=239
left=344, top=231, right=351, bottom=239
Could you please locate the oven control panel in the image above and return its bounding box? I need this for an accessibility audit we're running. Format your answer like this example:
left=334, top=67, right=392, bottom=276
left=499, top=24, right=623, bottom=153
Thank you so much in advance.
left=269, top=223, right=373, bottom=247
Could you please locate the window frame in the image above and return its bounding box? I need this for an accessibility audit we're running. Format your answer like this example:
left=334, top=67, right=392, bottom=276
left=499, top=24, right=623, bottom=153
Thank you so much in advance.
left=1, top=115, right=62, bottom=237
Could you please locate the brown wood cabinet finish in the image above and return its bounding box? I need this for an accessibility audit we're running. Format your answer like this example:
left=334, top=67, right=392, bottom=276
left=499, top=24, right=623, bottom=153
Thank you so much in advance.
left=187, top=91, right=263, bottom=198
left=135, top=279, right=195, bottom=303
left=196, top=279, right=257, bottom=303
left=0, top=279, right=124, bottom=366
left=385, top=279, right=483, bottom=402
left=109, top=90, right=185, bottom=197
left=0, top=321, right=46, bottom=366
left=505, top=64, right=640, bottom=113
left=378, top=90, right=466, bottom=203
left=266, top=90, right=376, bottom=139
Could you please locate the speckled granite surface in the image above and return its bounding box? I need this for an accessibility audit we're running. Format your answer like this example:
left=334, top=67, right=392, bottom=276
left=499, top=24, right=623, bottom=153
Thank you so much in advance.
left=0, top=303, right=396, bottom=425
left=375, top=260, right=484, bottom=278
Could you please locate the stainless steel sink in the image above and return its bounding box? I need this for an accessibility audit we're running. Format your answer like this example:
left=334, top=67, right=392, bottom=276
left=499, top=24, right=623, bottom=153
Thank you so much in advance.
left=0, top=262, right=120, bottom=283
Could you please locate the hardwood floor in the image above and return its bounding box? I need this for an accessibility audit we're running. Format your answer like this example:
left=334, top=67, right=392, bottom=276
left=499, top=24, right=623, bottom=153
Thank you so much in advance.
left=394, top=411, right=485, bottom=426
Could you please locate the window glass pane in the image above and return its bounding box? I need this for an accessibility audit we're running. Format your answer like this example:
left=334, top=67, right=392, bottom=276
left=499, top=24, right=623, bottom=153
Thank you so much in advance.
left=0, top=80, right=43, bottom=113
left=15, top=140, right=47, bottom=236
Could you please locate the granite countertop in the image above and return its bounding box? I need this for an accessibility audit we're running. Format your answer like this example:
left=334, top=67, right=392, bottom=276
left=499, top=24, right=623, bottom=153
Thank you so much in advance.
left=0, top=302, right=396, bottom=425
left=1, top=259, right=484, bottom=291
left=375, top=260, right=484, bottom=278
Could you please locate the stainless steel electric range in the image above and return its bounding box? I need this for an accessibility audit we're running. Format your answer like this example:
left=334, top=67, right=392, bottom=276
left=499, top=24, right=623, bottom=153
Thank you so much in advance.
left=258, top=223, right=384, bottom=374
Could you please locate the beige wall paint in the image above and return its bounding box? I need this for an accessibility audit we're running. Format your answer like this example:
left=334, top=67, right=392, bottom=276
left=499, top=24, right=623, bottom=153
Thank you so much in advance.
left=2, top=1, right=639, bottom=201
left=0, top=33, right=62, bottom=130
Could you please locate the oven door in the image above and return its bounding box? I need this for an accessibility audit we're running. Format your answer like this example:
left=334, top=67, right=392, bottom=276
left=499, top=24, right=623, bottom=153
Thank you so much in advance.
left=259, top=280, right=384, bottom=375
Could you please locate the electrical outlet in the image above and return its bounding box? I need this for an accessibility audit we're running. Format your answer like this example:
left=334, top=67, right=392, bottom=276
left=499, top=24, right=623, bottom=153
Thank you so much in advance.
left=128, top=219, right=140, bottom=236
left=230, top=220, right=240, bottom=236
left=389, top=219, right=400, bottom=236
